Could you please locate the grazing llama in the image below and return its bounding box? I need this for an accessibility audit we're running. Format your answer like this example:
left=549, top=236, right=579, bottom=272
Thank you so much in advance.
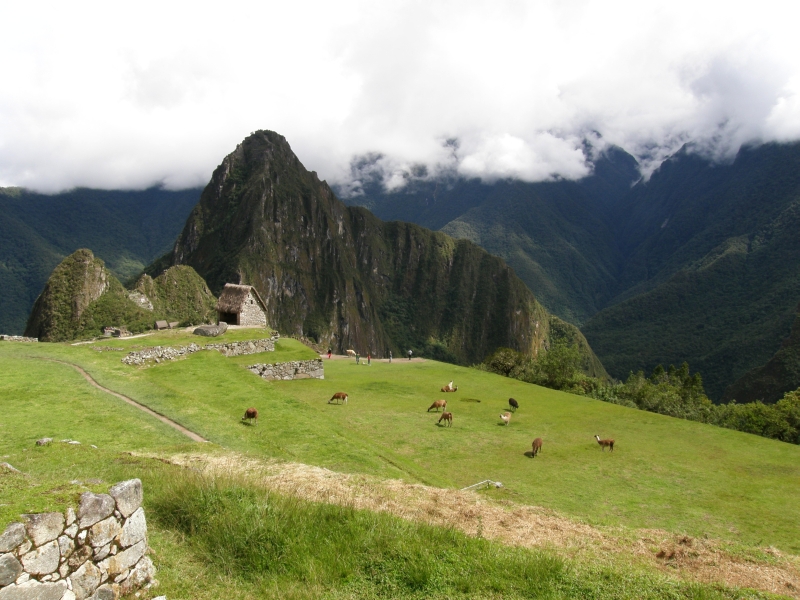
left=595, top=435, right=614, bottom=452
left=428, top=399, right=447, bottom=412
left=242, top=407, right=258, bottom=425
left=438, top=412, right=453, bottom=427
left=499, top=412, right=511, bottom=426
left=531, top=437, right=542, bottom=457
left=508, top=398, right=519, bottom=411
left=329, top=392, right=349, bottom=405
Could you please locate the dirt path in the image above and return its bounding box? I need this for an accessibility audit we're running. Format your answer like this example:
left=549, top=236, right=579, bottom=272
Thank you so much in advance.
left=44, top=359, right=208, bottom=443
left=156, top=452, right=800, bottom=599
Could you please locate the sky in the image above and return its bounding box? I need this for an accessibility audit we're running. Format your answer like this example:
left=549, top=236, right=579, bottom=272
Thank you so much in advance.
left=2, top=0, right=800, bottom=194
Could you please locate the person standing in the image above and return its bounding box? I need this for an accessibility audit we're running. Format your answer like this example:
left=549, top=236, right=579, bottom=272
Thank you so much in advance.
left=356, top=353, right=360, bottom=365
left=408, top=349, right=412, bottom=361
left=389, top=350, right=392, bottom=363
left=327, top=347, right=332, bottom=359
left=367, top=353, right=371, bottom=365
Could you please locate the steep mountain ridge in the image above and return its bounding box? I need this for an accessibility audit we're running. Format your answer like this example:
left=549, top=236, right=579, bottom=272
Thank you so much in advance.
left=159, top=130, right=605, bottom=373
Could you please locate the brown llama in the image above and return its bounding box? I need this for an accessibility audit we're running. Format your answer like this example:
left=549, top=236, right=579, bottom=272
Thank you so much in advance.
left=428, top=399, right=447, bottom=412
left=595, top=435, right=614, bottom=451
left=329, top=392, right=349, bottom=405
left=242, top=407, right=258, bottom=425
left=499, top=412, right=511, bottom=426
left=438, top=412, right=453, bottom=427
left=532, top=437, right=542, bottom=457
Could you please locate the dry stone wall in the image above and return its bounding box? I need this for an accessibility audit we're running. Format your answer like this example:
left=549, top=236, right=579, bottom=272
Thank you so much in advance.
left=0, top=479, right=155, bottom=600
left=0, top=336, right=38, bottom=343
left=121, top=344, right=200, bottom=365
left=203, top=336, right=277, bottom=357
left=247, top=358, right=324, bottom=380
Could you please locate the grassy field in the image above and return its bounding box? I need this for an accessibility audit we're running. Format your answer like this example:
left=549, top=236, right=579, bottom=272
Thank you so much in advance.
left=2, top=330, right=799, bottom=598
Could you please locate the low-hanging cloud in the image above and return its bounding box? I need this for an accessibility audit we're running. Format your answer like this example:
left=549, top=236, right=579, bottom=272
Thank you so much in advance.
left=1, top=0, right=799, bottom=193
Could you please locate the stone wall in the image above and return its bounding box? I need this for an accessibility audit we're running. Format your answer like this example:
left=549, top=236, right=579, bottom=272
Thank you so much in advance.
left=121, top=344, right=200, bottom=365
left=0, top=336, right=38, bottom=343
left=239, top=291, right=267, bottom=327
left=247, top=359, right=324, bottom=381
left=0, top=479, right=155, bottom=600
left=204, top=337, right=277, bottom=357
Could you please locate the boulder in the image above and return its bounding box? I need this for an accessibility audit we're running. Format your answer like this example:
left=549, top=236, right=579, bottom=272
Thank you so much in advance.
left=0, top=523, right=25, bottom=553
left=22, top=513, right=64, bottom=547
left=118, top=509, right=146, bottom=548
left=108, top=480, right=142, bottom=518
left=0, top=553, right=23, bottom=586
left=35, top=438, right=53, bottom=446
left=77, top=494, right=114, bottom=529
left=119, top=557, right=155, bottom=594
left=193, top=323, right=227, bottom=337
left=20, top=540, right=60, bottom=575
left=0, top=581, right=67, bottom=600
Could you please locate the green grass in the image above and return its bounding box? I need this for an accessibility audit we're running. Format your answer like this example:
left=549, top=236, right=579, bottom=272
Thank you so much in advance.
left=1, top=335, right=798, bottom=598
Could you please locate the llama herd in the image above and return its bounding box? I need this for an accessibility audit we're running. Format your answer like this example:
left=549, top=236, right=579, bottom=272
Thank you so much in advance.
left=274, top=381, right=615, bottom=458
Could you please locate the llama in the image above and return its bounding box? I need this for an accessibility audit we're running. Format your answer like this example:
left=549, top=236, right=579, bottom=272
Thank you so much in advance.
left=438, top=411, right=453, bottom=427
left=500, top=412, right=511, bottom=426
left=428, top=399, right=447, bottom=412
left=242, top=407, right=258, bottom=425
left=508, top=398, right=519, bottom=411
left=329, top=392, right=349, bottom=404
left=595, top=435, right=614, bottom=451
left=441, top=385, right=458, bottom=392
left=531, top=437, right=542, bottom=457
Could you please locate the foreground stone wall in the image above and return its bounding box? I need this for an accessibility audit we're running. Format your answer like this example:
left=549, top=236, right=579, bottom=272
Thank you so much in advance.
left=0, top=479, right=155, bottom=600
left=0, top=336, right=38, bottom=342
left=204, top=337, right=277, bottom=357
left=247, top=359, right=324, bottom=380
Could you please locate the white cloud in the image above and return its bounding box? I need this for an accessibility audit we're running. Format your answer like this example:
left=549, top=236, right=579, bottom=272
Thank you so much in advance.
left=1, top=0, right=799, bottom=192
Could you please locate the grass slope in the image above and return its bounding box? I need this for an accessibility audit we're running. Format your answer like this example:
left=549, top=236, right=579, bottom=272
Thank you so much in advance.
left=2, top=335, right=798, bottom=556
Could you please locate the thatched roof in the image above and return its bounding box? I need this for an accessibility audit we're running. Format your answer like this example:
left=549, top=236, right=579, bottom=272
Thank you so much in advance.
left=216, top=284, right=267, bottom=314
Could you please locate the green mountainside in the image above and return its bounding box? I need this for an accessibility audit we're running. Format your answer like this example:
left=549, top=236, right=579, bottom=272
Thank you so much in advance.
left=722, top=301, right=800, bottom=403
left=344, top=143, right=800, bottom=400
left=25, top=249, right=216, bottom=341
left=156, top=130, right=605, bottom=374
left=0, top=186, right=200, bottom=335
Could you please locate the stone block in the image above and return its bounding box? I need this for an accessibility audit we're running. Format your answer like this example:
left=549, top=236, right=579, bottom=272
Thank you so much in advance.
left=22, top=513, right=64, bottom=547
left=119, top=557, right=154, bottom=595
left=14, top=541, right=31, bottom=557
left=87, top=518, right=120, bottom=549
left=65, top=508, right=76, bottom=528
left=20, top=539, right=60, bottom=575
left=69, top=560, right=101, bottom=600
left=107, top=480, right=141, bottom=518
left=118, top=509, right=146, bottom=548
left=67, top=545, right=92, bottom=570
left=58, top=535, right=74, bottom=558
left=0, top=523, right=25, bottom=553
left=77, top=494, right=114, bottom=529
left=64, top=525, right=78, bottom=539
left=92, top=544, right=111, bottom=562
left=97, top=541, right=145, bottom=577
left=0, top=581, right=67, bottom=600
left=0, top=553, right=23, bottom=586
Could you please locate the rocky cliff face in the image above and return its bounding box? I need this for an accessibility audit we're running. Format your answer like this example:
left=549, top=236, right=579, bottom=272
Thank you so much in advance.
left=164, top=130, right=605, bottom=372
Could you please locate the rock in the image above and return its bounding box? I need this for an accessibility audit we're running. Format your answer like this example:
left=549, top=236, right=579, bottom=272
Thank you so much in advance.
left=14, top=573, right=28, bottom=585
left=20, top=540, right=60, bottom=575
left=76, top=531, right=86, bottom=546
left=0, top=581, right=67, bottom=600
left=65, top=508, right=76, bottom=528
left=87, top=518, right=120, bottom=549
left=62, top=591, right=76, bottom=600
left=0, top=463, right=21, bottom=474
left=64, top=524, right=78, bottom=539
left=0, top=553, right=23, bottom=586
left=58, top=535, right=74, bottom=558
left=67, top=545, right=92, bottom=570
left=77, top=494, right=114, bottom=529
left=119, top=557, right=155, bottom=595
left=98, top=541, right=145, bottom=577
left=59, top=562, right=70, bottom=578
left=87, top=584, right=116, bottom=600
left=0, top=523, right=25, bottom=553
left=14, top=541, right=31, bottom=557
left=192, top=323, right=227, bottom=337
left=93, top=544, right=111, bottom=562
left=69, top=560, right=101, bottom=600
left=22, top=513, right=64, bottom=547
left=36, top=438, right=53, bottom=446
left=118, top=509, right=146, bottom=548
left=112, top=569, right=128, bottom=583
left=108, top=480, right=142, bottom=518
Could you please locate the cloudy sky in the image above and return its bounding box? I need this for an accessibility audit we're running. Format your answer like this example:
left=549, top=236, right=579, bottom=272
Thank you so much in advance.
left=2, top=0, right=799, bottom=193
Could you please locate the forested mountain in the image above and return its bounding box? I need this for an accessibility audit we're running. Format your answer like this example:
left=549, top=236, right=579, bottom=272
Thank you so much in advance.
left=342, top=142, right=800, bottom=400
left=152, top=130, right=605, bottom=373
left=0, top=187, right=200, bottom=335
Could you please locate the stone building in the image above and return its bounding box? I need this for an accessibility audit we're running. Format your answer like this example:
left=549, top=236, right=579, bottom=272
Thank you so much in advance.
left=216, top=284, right=268, bottom=327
